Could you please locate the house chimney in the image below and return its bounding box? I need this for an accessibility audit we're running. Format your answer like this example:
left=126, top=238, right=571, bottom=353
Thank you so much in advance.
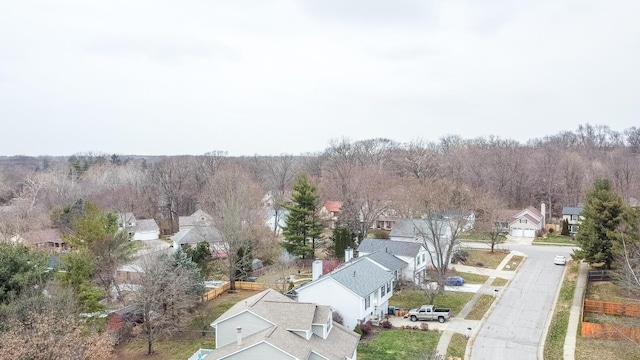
left=236, top=327, right=243, bottom=347
left=312, top=259, right=323, bottom=281
left=345, top=247, right=353, bottom=262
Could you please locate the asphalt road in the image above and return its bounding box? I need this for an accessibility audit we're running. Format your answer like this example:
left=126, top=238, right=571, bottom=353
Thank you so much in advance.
left=470, top=244, right=575, bottom=360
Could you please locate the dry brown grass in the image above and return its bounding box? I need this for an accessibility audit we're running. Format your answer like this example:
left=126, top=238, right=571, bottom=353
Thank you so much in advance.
left=465, top=294, right=495, bottom=320
left=491, top=278, right=507, bottom=286
left=575, top=337, right=640, bottom=360
left=462, top=249, right=509, bottom=269
left=502, top=255, right=524, bottom=271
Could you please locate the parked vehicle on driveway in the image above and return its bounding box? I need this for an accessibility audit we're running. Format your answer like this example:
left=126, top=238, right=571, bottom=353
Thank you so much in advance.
left=553, top=255, right=567, bottom=265
left=445, top=276, right=465, bottom=286
left=408, top=305, right=452, bottom=323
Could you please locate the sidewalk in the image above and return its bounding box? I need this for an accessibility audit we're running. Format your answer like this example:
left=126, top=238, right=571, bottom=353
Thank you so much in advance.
left=563, top=262, right=589, bottom=359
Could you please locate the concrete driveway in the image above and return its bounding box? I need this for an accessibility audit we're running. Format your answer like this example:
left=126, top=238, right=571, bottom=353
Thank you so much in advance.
left=470, top=244, right=575, bottom=360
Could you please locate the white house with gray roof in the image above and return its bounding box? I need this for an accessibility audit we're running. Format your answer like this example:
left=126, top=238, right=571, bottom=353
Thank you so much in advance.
left=292, top=256, right=395, bottom=330
left=189, top=288, right=359, bottom=360
left=358, top=238, right=428, bottom=284
left=171, top=210, right=227, bottom=256
left=117, top=212, right=160, bottom=241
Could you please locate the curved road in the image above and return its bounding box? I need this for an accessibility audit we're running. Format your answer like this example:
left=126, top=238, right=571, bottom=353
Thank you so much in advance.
left=470, top=244, right=575, bottom=360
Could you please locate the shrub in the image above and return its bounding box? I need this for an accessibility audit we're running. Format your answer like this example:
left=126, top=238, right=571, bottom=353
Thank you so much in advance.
left=369, top=229, right=390, bottom=239
left=381, top=320, right=393, bottom=329
left=548, top=228, right=554, bottom=234
left=420, top=322, right=429, bottom=331
left=452, top=249, right=469, bottom=263
left=359, top=321, right=373, bottom=336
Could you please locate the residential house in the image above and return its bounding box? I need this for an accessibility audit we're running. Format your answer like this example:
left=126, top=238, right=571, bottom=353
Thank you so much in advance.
left=118, top=212, right=160, bottom=241
left=358, top=238, right=428, bottom=284
left=561, top=206, right=584, bottom=235
left=291, top=254, right=394, bottom=330
left=496, top=205, right=544, bottom=237
left=171, top=210, right=227, bottom=257
left=189, top=288, right=359, bottom=360
left=265, top=209, right=288, bottom=235
left=373, top=207, right=399, bottom=231
left=319, top=201, right=342, bottom=229
left=11, top=228, right=66, bottom=253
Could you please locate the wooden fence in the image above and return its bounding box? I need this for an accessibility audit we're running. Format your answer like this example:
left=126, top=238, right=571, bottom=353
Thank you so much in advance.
left=584, top=299, right=640, bottom=317
left=581, top=299, right=640, bottom=341
left=587, top=270, right=610, bottom=281
left=201, top=281, right=267, bottom=302
left=581, top=322, right=640, bottom=341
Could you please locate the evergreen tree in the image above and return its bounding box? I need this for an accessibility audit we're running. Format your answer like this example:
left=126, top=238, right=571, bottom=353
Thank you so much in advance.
left=561, top=218, right=570, bottom=236
left=328, top=226, right=355, bottom=260
left=281, top=174, right=323, bottom=258
left=575, top=179, right=624, bottom=268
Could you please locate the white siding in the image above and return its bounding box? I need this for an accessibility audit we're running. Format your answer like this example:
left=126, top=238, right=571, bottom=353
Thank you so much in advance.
left=133, top=230, right=159, bottom=241
left=296, top=278, right=364, bottom=330
left=215, top=312, right=272, bottom=348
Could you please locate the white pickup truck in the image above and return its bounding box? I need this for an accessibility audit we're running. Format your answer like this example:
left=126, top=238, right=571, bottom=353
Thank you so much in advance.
left=408, top=305, right=452, bottom=323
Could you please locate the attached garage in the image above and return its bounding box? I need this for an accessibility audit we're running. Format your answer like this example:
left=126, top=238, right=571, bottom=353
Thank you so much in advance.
left=523, top=229, right=535, bottom=238
left=510, top=228, right=523, bottom=237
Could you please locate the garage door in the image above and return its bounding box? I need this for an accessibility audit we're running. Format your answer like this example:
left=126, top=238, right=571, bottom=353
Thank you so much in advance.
left=523, top=229, right=535, bottom=237
left=511, top=228, right=523, bottom=237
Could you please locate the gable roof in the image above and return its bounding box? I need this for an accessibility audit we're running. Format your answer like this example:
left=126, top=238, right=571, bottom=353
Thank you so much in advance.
left=358, top=238, right=423, bottom=257
left=179, top=209, right=214, bottom=229
left=389, top=218, right=450, bottom=241
left=134, top=219, right=160, bottom=232
left=323, top=257, right=394, bottom=298
left=363, top=251, right=407, bottom=273
left=118, top=212, right=136, bottom=226
left=171, top=226, right=223, bottom=246
left=18, top=228, right=63, bottom=245
left=322, top=201, right=342, bottom=213
left=524, top=206, right=543, bottom=219
left=562, top=206, right=583, bottom=215
left=207, top=289, right=359, bottom=360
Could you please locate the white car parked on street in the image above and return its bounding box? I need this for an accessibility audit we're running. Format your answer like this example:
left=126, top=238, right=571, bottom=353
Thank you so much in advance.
left=554, top=255, right=567, bottom=265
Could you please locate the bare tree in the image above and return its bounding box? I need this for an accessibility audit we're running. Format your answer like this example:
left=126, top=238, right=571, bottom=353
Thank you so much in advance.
left=392, top=139, right=441, bottom=182
left=475, top=193, right=507, bottom=252
left=200, top=163, right=265, bottom=291
left=252, top=154, right=298, bottom=235
left=147, top=157, right=194, bottom=233
left=405, top=179, right=478, bottom=291
left=132, top=251, right=203, bottom=355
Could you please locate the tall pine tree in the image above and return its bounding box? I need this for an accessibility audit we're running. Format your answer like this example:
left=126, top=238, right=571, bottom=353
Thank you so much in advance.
left=575, top=179, right=624, bottom=268
left=281, top=174, right=323, bottom=258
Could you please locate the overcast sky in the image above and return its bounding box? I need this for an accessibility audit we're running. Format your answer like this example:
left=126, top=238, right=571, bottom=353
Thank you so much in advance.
left=1, top=1, right=639, bottom=157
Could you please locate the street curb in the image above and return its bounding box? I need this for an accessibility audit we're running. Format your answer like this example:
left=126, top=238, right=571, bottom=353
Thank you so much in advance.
left=464, top=251, right=526, bottom=360
left=537, top=260, right=569, bottom=359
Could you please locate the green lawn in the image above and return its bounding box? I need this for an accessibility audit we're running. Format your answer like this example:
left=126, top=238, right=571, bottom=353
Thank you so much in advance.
left=458, top=230, right=507, bottom=243
left=390, top=289, right=473, bottom=315
left=447, top=333, right=468, bottom=359
left=491, top=278, right=508, bottom=286
left=533, top=233, right=576, bottom=245
left=448, top=270, right=489, bottom=284
left=503, top=255, right=524, bottom=271
left=358, top=329, right=440, bottom=360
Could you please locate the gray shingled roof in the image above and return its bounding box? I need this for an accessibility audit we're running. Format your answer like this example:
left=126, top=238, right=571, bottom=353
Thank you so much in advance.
left=329, top=258, right=394, bottom=298
left=207, top=289, right=359, bottom=360
left=179, top=209, right=213, bottom=229
left=134, top=219, right=159, bottom=232
left=390, top=219, right=435, bottom=239
left=362, top=251, right=407, bottom=273
left=562, top=206, right=583, bottom=216
left=171, top=226, right=223, bottom=246
left=358, top=238, right=422, bottom=257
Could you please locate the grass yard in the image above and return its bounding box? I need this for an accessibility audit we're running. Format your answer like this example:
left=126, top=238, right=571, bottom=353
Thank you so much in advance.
left=465, top=294, right=495, bottom=320
left=585, top=281, right=630, bottom=302
left=533, top=233, right=576, bottom=245
left=458, top=230, right=507, bottom=243
left=446, top=333, right=468, bottom=359
left=390, top=289, right=473, bottom=315
left=575, top=337, right=640, bottom=360
left=491, top=278, right=508, bottom=286
left=503, top=255, right=524, bottom=271
left=358, top=329, right=440, bottom=360
left=447, top=270, right=489, bottom=284
left=462, top=249, right=509, bottom=269
left=543, top=262, right=578, bottom=360
left=114, top=290, right=261, bottom=360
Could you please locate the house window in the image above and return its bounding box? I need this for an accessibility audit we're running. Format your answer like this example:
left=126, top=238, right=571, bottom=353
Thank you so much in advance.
left=422, top=254, right=426, bottom=263
left=387, top=282, right=391, bottom=293
left=380, top=285, right=386, bottom=297
left=365, top=296, right=370, bottom=309
left=571, top=215, right=578, bottom=221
